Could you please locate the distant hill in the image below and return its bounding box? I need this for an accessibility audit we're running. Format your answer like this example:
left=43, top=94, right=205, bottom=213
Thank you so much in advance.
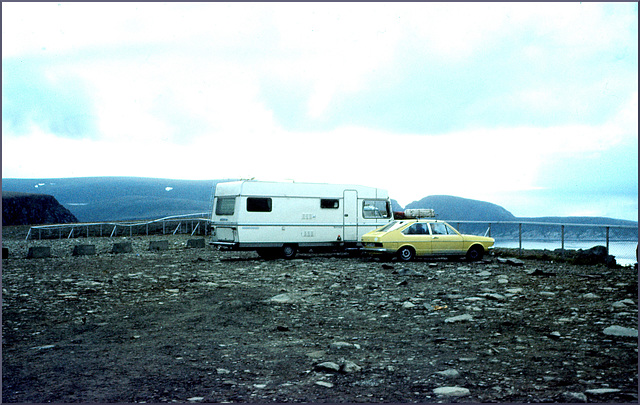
left=2, top=191, right=78, bottom=226
left=402, top=195, right=637, bottom=240
left=2, top=178, right=637, bottom=233
left=405, top=195, right=516, bottom=221
left=2, top=177, right=233, bottom=222
left=516, top=216, right=638, bottom=227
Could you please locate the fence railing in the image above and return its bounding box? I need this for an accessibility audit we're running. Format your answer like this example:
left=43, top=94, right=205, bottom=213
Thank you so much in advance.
left=26, top=213, right=210, bottom=240
left=450, top=220, right=638, bottom=264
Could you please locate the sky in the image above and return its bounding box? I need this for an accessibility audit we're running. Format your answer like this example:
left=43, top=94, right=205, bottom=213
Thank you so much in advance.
left=2, top=2, right=638, bottom=221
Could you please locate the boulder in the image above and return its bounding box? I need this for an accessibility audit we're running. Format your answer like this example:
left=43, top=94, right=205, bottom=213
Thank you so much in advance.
left=72, top=245, right=96, bottom=256
left=149, top=240, right=169, bottom=252
left=567, top=245, right=617, bottom=267
left=187, top=238, right=206, bottom=249
left=111, top=242, right=133, bottom=254
left=27, top=246, right=51, bottom=259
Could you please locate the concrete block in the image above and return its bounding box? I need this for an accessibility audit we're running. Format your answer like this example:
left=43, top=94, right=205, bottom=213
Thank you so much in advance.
left=27, top=246, right=51, bottom=259
left=149, top=240, right=169, bottom=252
left=187, top=238, right=206, bottom=249
left=73, top=244, right=96, bottom=256
left=2, top=247, right=8, bottom=259
left=111, top=242, right=133, bottom=254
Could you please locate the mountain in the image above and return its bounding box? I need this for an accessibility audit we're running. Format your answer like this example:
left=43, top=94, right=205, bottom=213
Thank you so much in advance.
left=2, top=178, right=637, bottom=230
left=2, top=177, right=233, bottom=222
left=2, top=191, right=78, bottom=226
left=402, top=195, right=637, bottom=240
left=404, top=195, right=516, bottom=221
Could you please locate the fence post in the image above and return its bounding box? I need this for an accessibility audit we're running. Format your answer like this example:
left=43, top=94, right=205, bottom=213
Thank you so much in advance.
left=606, top=226, right=610, bottom=253
left=561, top=225, right=565, bottom=256
left=518, top=223, right=522, bottom=256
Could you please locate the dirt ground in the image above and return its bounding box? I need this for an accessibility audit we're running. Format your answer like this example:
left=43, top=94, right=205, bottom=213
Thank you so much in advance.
left=2, top=228, right=638, bottom=403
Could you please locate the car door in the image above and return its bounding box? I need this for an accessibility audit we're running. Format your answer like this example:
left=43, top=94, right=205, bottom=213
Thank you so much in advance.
left=429, top=222, right=464, bottom=255
left=400, top=222, right=431, bottom=255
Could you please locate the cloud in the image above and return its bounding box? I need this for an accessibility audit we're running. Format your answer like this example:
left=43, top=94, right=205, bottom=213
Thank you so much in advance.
left=1, top=57, right=98, bottom=138
left=2, top=3, right=637, bottom=221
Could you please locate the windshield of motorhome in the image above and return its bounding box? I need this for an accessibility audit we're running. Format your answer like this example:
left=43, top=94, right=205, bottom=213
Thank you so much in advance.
left=215, top=197, right=236, bottom=215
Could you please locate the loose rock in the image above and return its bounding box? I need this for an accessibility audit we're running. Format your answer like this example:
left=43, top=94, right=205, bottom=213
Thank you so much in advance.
left=444, top=314, right=473, bottom=323
left=433, top=386, right=470, bottom=397
left=315, top=362, right=340, bottom=372
left=603, top=325, right=638, bottom=338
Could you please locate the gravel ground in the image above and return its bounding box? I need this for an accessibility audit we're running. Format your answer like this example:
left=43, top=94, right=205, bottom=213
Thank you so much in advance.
left=2, top=229, right=638, bottom=403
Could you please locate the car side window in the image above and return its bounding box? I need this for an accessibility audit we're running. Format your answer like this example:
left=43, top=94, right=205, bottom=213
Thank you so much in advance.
left=430, top=223, right=446, bottom=235
left=445, top=224, right=458, bottom=235
left=403, top=223, right=428, bottom=235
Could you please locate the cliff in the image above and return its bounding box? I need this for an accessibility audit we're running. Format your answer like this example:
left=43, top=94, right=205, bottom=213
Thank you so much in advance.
left=2, top=192, right=78, bottom=226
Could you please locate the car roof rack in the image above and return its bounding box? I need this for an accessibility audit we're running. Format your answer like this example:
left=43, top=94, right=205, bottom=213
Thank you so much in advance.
left=402, top=209, right=436, bottom=219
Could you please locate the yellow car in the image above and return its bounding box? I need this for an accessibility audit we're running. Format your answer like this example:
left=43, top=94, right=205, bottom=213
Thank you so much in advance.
left=361, top=219, right=494, bottom=261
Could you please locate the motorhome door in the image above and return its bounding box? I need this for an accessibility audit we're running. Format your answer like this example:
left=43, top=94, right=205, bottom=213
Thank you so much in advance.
left=343, top=190, right=358, bottom=241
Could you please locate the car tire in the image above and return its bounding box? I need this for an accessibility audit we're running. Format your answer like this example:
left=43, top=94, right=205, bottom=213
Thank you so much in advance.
left=281, top=245, right=297, bottom=259
left=397, top=246, right=415, bottom=262
left=466, top=245, right=484, bottom=261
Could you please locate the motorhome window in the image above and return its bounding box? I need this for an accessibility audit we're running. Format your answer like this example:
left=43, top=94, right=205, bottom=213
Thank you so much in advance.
left=362, top=199, right=391, bottom=218
left=215, top=197, right=236, bottom=215
left=247, top=197, right=272, bottom=212
left=321, top=199, right=339, bottom=209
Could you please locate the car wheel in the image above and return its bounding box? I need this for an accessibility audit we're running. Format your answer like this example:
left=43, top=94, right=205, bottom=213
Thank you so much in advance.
left=466, top=245, right=484, bottom=261
left=281, top=245, right=297, bottom=259
left=397, top=246, right=415, bottom=262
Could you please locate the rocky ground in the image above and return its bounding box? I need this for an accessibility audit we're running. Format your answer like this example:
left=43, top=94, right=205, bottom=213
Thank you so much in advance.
left=2, top=228, right=638, bottom=403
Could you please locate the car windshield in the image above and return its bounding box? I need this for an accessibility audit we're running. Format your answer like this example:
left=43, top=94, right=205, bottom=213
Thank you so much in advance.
left=376, top=220, right=408, bottom=233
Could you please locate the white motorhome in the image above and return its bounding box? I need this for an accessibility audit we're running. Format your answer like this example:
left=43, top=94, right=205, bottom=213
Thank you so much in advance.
left=210, top=180, right=393, bottom=259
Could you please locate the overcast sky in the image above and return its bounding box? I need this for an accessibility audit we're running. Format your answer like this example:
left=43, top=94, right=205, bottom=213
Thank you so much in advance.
left=2, top=2, right=638, bottom=220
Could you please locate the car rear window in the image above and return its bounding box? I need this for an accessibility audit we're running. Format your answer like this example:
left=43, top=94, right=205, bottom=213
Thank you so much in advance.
left=377, top=221, right=407, bottom=232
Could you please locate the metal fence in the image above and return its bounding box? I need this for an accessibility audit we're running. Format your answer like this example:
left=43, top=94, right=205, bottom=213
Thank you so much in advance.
left=451, top=220, right=638, bottom=264
left=23, top=216, right=639, bottom=264
left=26, top=213, right=210, bottom=240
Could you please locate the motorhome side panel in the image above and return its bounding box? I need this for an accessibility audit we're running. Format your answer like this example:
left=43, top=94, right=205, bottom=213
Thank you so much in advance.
left=211, top=181, right=392, bottom=248
left=233, top=195, right=345, bottom=244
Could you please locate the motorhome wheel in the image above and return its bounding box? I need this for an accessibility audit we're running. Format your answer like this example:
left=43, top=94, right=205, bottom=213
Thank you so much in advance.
left=281, top=245, right=297, bottom=259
